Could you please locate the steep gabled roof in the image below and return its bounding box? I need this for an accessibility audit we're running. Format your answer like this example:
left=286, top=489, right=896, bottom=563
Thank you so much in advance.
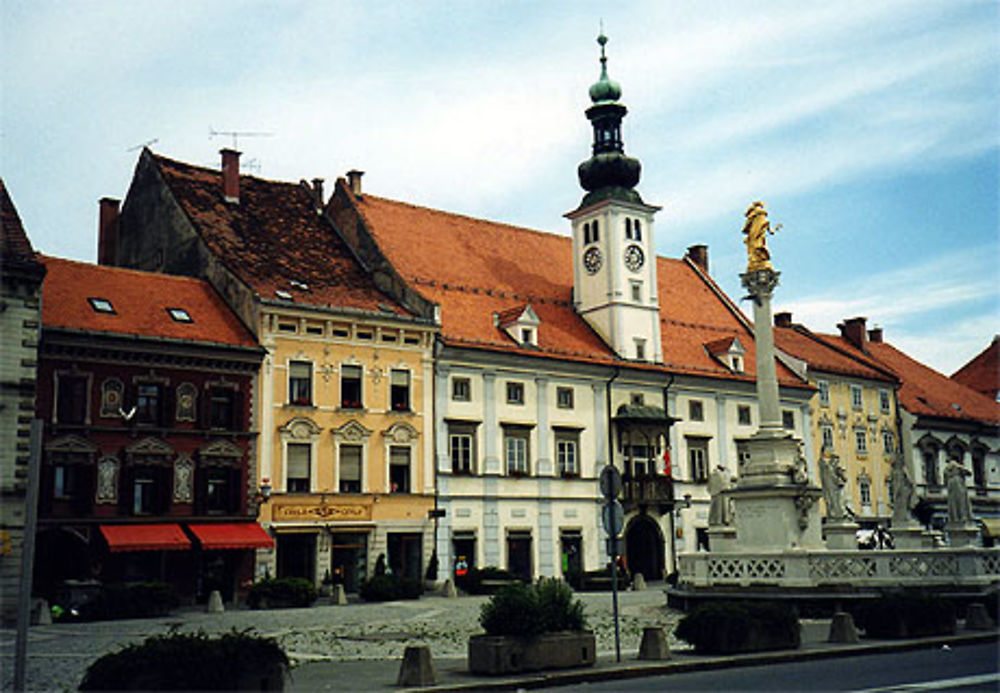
left=774, top=325, right=897, bottom=383
left=40, top=255, right=259, bottom=349
left=148, top=152, right=411, bottom=317
left=862, top=339, right=1000, bottom=424
left=1, top=178, right=39, bottom=263
left=951, top=336, right=999, bottom=401
left=341, top=187, right=806, bottom=387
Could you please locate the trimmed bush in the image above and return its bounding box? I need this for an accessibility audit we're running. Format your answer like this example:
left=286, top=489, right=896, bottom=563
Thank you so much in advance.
left=246, top=577, right=317, bottom=609
left=73, top=582, right=179, bottom=622
left=479, top=579, right=587, bottom=637
left=856, top=593, right=956, bottom=638
left=675, top=601, right=800, bottom=654
left=79, top=629, right=288, bottom=691
left=456, top=566, right=520, bottom=595
left=359, top=573, right=423, bottom=602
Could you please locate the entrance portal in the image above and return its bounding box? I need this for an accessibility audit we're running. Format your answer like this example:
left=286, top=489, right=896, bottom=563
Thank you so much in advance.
left=625, top=514, right=664, bottom=581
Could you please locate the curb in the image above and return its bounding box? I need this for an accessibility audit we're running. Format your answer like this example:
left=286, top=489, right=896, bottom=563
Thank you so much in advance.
left=401, top=631, right=999, bottom=692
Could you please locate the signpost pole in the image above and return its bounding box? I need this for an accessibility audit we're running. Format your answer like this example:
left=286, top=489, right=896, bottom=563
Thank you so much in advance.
left=599, top=465, right=623, bottom=663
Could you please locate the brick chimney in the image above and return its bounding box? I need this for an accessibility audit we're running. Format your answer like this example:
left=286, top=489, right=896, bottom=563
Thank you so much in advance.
left=774, top=311, right=793, bottom=328
left=312, top=178, right=325, bottom=209
left=868, top=327, right=883, bottom=343
left=346, top=169, right=364, bottom=197
left=220, top=149, right=241, bottom=204
left=97, top=197, right=120, bottom=266
left=686, top=244, right=709, bottom=272
left=839, top=316, right=869, bottom=350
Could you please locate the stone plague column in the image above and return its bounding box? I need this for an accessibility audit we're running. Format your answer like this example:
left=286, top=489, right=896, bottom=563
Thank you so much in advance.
left=728, top=202, right=824, bottom=551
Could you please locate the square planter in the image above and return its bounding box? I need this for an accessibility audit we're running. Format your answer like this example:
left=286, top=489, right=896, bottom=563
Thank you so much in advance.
left=468, top=631, right=596, bottom=675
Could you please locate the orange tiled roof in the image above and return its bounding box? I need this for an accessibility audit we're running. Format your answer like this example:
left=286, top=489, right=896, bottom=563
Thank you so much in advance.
left=774, top=326, right=897, bottom=383
left=40, top=256, right=259, bottom=348
left=150, top=152, right=411, bottom=317
left=862, top=339, right=1000, bottom=424
left=347, top=189, right=806, bottom=387
left=951, top=336, right=999, bottom=400
left=1, top=177, right=38, bottom=263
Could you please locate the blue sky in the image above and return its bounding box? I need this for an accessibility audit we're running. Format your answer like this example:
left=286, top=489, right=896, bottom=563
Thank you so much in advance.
left=3, top=0, right=997, bottom=374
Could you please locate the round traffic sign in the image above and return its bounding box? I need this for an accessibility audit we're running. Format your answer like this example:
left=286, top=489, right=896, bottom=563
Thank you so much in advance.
left=602, top=500, right=624, bottom=536
left=599, top=465, right=622, bottom=500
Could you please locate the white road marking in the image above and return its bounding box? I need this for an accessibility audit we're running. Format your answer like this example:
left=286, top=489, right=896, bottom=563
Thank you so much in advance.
left=854, top=672, right=1000, bottom=692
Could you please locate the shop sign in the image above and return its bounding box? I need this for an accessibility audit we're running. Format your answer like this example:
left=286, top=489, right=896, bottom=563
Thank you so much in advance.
left=272, top=503, right=372, bottom=522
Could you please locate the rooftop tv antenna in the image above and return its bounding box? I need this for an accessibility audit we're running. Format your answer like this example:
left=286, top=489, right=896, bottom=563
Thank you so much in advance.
left=209, top=127, right=274, bottom=149
left=127, top=138, right=159, bottom=152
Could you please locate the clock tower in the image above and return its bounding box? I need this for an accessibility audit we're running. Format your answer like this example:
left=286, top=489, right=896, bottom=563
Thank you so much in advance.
left=566, top=34, right=662, bottom=363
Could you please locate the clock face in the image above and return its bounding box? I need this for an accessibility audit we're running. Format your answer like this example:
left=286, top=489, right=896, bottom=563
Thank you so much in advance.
left=624, top=244, right=645, bottom=272
left=583, top=246, right=603, bottom=274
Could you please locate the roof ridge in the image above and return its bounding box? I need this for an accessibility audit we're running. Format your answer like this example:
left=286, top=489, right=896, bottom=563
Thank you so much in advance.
left=150, top=149, right=306, bottom=191
left=792, top=326, right=899, bottom=382
left=39, top=254, right=211, bottom=286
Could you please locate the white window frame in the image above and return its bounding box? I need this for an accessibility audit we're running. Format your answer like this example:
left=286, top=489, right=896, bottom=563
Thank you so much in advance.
left=855, top=428, right=868, bottom=454
left=555, top=433, right=579, bottom=477
left=851, top=385, right=863, bottom=410
left=817, top=380, right=830, bottom=406
left=505, top=429, right=530, bottom=476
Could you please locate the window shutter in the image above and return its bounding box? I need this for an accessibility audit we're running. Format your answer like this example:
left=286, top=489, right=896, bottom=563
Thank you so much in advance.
left=340, top=446, right=362, bottom=481
left=290, top=361, right=311, bottom=380
left=391, top=370, right=409, bottom=386
left=287, top=444, right=310, bottom=478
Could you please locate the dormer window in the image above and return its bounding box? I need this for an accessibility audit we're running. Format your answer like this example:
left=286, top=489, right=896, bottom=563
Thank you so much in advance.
left=496, top=304, right=540, bottom=348
left=705, top=336, right=746, bottom=374
left=521, top=328, right=534, bottom=345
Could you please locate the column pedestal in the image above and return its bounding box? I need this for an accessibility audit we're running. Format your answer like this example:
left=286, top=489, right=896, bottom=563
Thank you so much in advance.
left=824, top=519, right=860, bottom=551
left=707, top=525, right=737, bottom=553
left=945, top=522, right=981, bottom=547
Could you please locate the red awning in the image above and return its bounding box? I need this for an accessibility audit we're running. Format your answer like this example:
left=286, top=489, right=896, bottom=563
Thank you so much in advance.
left=187, top=523, right=274, bottom=550
left=100, top=524, right=191, bottom=552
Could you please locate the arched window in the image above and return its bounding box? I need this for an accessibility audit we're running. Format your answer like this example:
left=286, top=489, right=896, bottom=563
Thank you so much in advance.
left=625, top=218, right=632, bottom=240
left=593, top=219, right=599, bottom=243
left=634, top=219, right=642, bottom=241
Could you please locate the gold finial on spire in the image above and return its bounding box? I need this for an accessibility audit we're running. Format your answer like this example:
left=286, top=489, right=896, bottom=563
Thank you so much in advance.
left=742, top=201, right=779, bottom=272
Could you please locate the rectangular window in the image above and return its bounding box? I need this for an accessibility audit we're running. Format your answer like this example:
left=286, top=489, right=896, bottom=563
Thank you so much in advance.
left=53, top=464, right=83, bottom=500
left=851, top=385, right=863, bottom=410
left=736, top=441, right=751, bottom=472
left=687, top=437, right=709, bottom=482
left=737, top=405, right=752, bottom=426
left=782, top=410, right=795, bottom=430
left=205, top=468, right=233, bottom=513
left=556, top=386, right=574, bottom=409
left=634, top=338, right=646, bottom=360
left=855, top=429, right=868, bottom=454
left=879, top=389, right=891, bottom=413
left=688, top=400, right=704, bottom=422
left=630, top=280, right=642, bottom=302
left=287, top=443, right=311, bottom=493
left=135, top=383, right=163, bottom=425
left=630, top=393, right=644, bottom=406
left=859, top=479, right=872, bottom=506
left=389, top=446, right=411, bottom=493
left=520, top=328, right=533, bottom=345
left=450, top=431, right=474, bottom=474
left=506, top=382, right=524, bottom=405
left=208, top=387, right=238, bottom=430
left=882, top=431, right=894, bottom=455
left=341, top=365, right=363, bottom=408
left=339, top=444, right=362, bottom=493
left=452, top=377, right=471, bottom=402
left=505, top=428, right=530, bottom=476
left=56, top=374, right=89, bottom=425
left=821, top=424, right=834, bottom=451
left=289, top=361, right=312, bottom=405
left=390, top=369, right=411, bottom=411
left=817, top=380, right=830, bottom=406
left=555, top=431, right=579, bottom=477
left=132, top=467, right=161, bottom=515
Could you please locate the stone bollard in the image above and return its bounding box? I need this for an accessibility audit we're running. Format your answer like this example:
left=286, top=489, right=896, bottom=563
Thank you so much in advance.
left=31, top=599, right=52, bottom=625
left=637, top=626, right=671, bottom=660
left=632, top=573, right=646, bottom=591
left=397, top=645, right=436, bottom=687
left=331, top=584, right=347, bottom=605
left=440, top=579, right=457, bottom=598
left=965, top=603, right=994, bottom=630
left=206, top=590, right=225, bottom=613
left=827, top=611, right=859, bottom=644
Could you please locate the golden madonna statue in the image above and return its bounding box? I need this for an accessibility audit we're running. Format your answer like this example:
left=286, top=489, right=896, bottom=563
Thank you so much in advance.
left=742, top=201, right=776, bottom=271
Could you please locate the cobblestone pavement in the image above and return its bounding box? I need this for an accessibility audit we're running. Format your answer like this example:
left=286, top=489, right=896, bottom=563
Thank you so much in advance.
left=1, top=589, right=681, bottom=692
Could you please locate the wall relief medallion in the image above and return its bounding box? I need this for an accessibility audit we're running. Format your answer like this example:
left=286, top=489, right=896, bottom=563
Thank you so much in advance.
left=173, top=456, right=194, bottom=503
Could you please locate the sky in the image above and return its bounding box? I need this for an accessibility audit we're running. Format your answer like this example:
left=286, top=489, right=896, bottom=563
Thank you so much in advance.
left=3, top=0, right=997, bottom=375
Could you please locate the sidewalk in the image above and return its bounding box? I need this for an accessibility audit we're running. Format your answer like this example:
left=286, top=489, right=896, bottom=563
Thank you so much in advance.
left=288, top=622, right=999, bottom=692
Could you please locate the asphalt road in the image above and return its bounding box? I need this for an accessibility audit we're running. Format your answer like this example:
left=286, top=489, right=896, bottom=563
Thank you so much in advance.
left=550, top=641, right=1000, bottom=692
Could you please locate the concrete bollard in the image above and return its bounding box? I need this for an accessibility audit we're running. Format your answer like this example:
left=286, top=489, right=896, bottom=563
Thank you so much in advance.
left=31, top=599, right=52, bottom=625
left=397, top=645, right=436, bottom=687
left=206, top=590, right=224, bottom=613
left=440, top=579, right=457, bottom=598
left=331, top=584, right=347, bottom=605
left=637, top=626, right=671, bottom=660
left=827, top=611, right=859, bottom=644
left=965, top=603, right=994, bottom=630
left=632, top=573, right=646, bottom=591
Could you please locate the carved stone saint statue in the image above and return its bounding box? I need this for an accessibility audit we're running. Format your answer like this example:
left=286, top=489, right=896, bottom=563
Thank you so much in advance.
left=742, top=201, right=776, bottom=272
left=819, top=453, right=847, bottom=520
left=889, top=454, right=917, bottom=525
left=707, top=465, right=732, bottom=526
left=944, top=459, right=973, bottom=523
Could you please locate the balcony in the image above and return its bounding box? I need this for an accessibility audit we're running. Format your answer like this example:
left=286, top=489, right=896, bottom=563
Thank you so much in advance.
left=622, top=474, right=674, bottom=513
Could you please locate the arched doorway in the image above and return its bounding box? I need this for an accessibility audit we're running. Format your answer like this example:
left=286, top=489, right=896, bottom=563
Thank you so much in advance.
left=625, top=514, right=664, bottom=581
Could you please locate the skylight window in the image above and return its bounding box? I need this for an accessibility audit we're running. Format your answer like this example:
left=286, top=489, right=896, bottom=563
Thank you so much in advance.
left=290, top=279, right=310, bottom=291
left=88, top=298, right=115, bottom=314
left=166, top=308, right=193, bottom=323
left=275, top=290, right=293, bottom=300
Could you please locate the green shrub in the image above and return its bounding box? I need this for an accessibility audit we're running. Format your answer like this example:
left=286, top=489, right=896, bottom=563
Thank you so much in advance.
left=479, top=579, right=587, bottom=637
left=75, top=582, right=179, bottom=621
left=675, top=601, right=800, bottom=654
left=359, top=573, right=422, bottom=602
left=79, top=629, right=288, bottom=691
left=856, top=593, right=956, bottom=638
left=456, top=566, right=519, bottom=595
left=246, top=577, right=317, bottom=609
